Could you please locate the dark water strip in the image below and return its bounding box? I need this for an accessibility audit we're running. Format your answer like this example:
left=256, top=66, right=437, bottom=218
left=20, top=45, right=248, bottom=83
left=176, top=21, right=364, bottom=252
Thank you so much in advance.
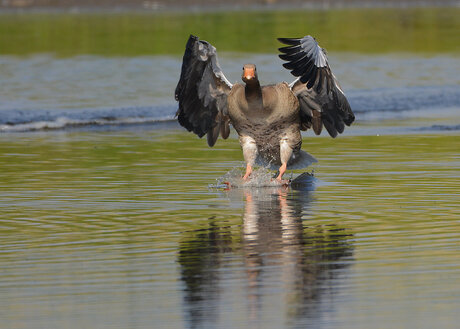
left=1, top=85, right=458, bottom=132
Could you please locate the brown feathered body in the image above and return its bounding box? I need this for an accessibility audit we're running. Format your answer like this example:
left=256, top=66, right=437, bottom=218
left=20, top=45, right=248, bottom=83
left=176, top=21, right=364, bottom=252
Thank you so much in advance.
left=228, top=82, right=305, bottom=169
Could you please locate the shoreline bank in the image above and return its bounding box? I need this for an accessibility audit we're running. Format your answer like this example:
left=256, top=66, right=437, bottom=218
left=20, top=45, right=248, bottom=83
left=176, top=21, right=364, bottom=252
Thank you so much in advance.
left=1, top=0, right=458, bottom=13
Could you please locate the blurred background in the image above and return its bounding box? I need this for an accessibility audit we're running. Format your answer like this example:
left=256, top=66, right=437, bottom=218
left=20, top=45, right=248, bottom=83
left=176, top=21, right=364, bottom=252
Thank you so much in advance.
left=1, top=0, right=459, bottom=10
left=0, top=0, right=458, bottom=131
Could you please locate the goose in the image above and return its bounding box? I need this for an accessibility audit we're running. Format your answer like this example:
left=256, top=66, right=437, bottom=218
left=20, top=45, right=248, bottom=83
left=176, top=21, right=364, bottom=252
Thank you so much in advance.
left=175, top=35, right=354, bottom=182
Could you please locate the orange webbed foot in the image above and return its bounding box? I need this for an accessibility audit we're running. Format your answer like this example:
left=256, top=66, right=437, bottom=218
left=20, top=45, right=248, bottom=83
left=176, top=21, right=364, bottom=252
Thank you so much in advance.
left=243, top=163, right=253, bottom=181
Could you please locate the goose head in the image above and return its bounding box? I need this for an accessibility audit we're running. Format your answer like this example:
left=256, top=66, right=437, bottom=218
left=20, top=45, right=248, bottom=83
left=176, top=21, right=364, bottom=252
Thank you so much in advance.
left=241, top=64, right=258, bottom=84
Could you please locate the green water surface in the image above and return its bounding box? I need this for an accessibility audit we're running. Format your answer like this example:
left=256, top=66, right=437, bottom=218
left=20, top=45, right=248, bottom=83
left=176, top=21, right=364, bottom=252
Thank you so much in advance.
left=0, top=8, right=459, bottom=56
left=0, top=130, right=458, bottom=328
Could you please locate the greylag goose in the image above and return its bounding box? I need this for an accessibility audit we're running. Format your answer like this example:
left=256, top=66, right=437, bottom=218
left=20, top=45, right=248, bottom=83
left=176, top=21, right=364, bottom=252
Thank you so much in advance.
left=175, top=35, right=354, bottom=181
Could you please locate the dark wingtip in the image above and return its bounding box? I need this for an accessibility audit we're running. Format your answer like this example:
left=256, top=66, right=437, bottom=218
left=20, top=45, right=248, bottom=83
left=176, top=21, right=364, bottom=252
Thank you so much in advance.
left=185, top=35, right=199, bottom=49
left=278, top=46, right=288, bottom=53
left=278, top=53, right=293, bottom=61
left=278, top=45, right=301, bottom=54
left=344, top=113, right=355, bottom=126
left=277, top=37, right=301, bottom=46
left=282, top=62, right=294, bottom=70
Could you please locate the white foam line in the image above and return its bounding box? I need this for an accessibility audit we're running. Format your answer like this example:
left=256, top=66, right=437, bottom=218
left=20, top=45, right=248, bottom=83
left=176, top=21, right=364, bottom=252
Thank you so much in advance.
left=0, top=116, right=174, bottom=132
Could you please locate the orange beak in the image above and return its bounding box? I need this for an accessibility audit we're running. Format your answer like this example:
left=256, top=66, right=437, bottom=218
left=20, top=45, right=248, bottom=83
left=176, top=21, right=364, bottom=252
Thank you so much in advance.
left=243, top=67, right=255, bottom=80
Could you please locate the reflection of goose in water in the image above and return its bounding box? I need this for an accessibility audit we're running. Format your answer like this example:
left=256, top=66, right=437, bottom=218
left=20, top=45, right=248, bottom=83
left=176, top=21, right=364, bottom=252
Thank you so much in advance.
left=178, top=188, right=353, bottom=328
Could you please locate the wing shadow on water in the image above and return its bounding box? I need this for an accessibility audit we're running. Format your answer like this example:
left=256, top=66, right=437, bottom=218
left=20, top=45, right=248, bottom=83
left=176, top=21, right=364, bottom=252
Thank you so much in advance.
left=178, top=186, right=354, bottom=328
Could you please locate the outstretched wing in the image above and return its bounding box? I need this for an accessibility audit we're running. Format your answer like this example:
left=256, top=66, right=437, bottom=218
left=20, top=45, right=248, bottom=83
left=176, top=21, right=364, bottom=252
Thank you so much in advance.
left=175, top=35, right=233, bottom=147
left=278, top=36, right=354, bottom=137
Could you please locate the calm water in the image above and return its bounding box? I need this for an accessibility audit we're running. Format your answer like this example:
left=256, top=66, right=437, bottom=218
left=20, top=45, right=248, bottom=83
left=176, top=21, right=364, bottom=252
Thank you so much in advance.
left=0, top=8, right=459, bottom=329
left=0, top=131, right=459, bottom=328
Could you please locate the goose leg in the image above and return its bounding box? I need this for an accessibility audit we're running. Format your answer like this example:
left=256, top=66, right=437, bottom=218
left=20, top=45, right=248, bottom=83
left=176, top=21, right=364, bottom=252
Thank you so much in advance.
left=243, top=163, right=253, bottom=181
left=240, top=135, right=258, bottom=180
left=277, top=137, right=293, bottom=182
left=276, top=163, right=287, bottom=181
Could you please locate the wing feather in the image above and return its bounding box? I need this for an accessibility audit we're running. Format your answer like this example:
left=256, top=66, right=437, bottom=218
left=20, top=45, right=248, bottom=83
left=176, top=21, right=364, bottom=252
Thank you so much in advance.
left=278, top=35, right=355, bottom=138
left=175, top=35, right=233, bottom=146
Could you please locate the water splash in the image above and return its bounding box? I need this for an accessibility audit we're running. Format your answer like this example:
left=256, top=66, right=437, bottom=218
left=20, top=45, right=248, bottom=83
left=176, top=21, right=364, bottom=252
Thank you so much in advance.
left=209, top=167, right=295, bottom=189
